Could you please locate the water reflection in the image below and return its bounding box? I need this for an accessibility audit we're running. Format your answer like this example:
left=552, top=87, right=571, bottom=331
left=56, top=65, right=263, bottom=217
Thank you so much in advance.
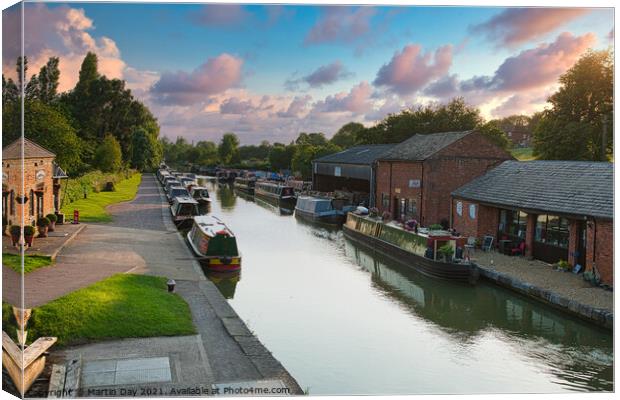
left=216, top=183, right=236, bottom=209
left=344, top=240, right=614, bottom=391
left=254, top=197, right=294, bottom=216
left=205, top=270, right=241, bottom=299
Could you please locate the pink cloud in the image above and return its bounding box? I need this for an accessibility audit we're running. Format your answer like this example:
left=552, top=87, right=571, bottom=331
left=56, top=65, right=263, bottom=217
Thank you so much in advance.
left=219, top=97, right=256, bottom=115
left=313, top=81, right=372, bottom=114
left=491, top=92, right=550, bottom=118
left=304, top=6, right=376, bottom=45
left=151, top=54, right=244, bottom=106
left=471, top=8, right=590, bottom=46
left=190, top=4, right=250, bottom=26
left=285, top=61, right=352, bottom=90
left=277, top=95, right=312, bottom=118
left=373, top=44, right=453, bottom=95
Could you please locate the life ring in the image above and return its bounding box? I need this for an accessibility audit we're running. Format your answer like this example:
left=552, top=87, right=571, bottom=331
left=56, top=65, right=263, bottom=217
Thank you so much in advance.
left=216, top=230, right=230, bottom=237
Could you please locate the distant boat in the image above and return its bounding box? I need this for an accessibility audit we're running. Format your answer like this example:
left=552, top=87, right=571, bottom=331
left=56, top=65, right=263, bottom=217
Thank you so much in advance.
left=233, top=176, right=256, bottom=195
left=216, top=170, right=237, bottom=183
left=254, top=181, right=296, bottom=209
left=166, top=186, right=191, bottom=204
left=170, top=196, right=200, bottom=230
left=190, top=186, right=211, bottom=205
left=342, top=213, right=479, bottom=285
left=295, top=195, right=355, bottom=225
left=187, top=215, right=241, bottom=272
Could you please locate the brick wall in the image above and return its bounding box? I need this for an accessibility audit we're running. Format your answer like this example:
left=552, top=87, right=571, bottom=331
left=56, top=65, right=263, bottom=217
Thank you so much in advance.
left=451, top=199, right=499, bottom=241
left=587, top=219, right=613, bottom=286
left=2, top=157, right=55, bottom=226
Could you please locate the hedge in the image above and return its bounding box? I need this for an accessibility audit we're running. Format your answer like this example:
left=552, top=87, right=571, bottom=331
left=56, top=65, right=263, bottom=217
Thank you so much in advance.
left=60, top=169, right=137, bottom=207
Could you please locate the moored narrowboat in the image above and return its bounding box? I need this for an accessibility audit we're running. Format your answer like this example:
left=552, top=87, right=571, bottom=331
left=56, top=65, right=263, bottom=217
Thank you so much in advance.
left=170, top=196, right=200, bottom=230
left=233, top=176, right=256, bottom=194
left=254, top=181, right=296, bottom=209
left=187, top=215, right=241, bottom=272
left=295, top=195, right=355, bottom=225
left=342, top=213, right=479, bottom=285
left=216, top=170, right=237, bottom=183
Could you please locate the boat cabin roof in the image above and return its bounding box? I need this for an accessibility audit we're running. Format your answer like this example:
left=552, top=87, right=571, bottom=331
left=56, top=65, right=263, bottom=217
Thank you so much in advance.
left=172, top=196, right=199, bottom=205
left=193, top=215, right=234, bottom=237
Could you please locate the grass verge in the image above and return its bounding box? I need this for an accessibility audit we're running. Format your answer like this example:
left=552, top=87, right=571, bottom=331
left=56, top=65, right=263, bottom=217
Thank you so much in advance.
left=61, top=173, right=142, bottom=222
left=510, top=147, right=536, bottom=161
left=2, top=253, right=53, bottom=273
left=2, top=274, right=195, bottom=346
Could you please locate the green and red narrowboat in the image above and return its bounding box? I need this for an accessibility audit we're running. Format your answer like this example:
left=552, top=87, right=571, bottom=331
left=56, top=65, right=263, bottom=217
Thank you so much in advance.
left=187, top=215, right=241, bottom=272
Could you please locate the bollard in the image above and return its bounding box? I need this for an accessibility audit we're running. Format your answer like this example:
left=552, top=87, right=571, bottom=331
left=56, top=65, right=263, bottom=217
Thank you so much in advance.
left=167, top=279, right=176, bottom=292
left=72, top=209, right=79, bottom=224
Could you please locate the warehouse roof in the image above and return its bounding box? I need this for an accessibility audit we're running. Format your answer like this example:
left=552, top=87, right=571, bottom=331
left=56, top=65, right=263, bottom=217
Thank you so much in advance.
left=378, top=130, right=473, bottom=161
left=452, top=160, right=613, bottom=219
left=313, top=144, right=397, bottom=165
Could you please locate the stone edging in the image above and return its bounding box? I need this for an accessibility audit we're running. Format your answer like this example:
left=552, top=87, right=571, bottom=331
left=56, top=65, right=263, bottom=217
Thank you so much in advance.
left=49, top=224, right=86, bottom=261
left=476, top=264, right=613, bottom=330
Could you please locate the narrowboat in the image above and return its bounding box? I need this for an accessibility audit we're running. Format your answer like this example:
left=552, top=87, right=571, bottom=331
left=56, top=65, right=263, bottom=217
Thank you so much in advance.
left=163, top=177, right=181, bottom=192
left=254, top=181, right=296, bottom=208
left=167, top=186, right=191, bottom=204
left=180, top=177, right=197, bottom=189
left=170, top=196, right=200, bottom=230
left=233, top=176, right=256, bottom=195
left=294, top=195, right=356, bottom=225
left=187, top=215, right=241, bottom=272
left=342, top=213, right=479, bottom=285
left=190, top=186, right=211, bottom=206
left=216, top=170, right=237, bottom=183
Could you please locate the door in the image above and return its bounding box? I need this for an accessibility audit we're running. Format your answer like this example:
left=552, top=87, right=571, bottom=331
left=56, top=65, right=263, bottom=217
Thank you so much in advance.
left=576, top=221, right=587, bottom=267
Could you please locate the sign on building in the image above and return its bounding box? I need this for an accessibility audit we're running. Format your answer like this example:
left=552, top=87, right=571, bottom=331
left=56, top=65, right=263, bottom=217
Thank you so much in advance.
left=408, top=179, right=420, bottom=188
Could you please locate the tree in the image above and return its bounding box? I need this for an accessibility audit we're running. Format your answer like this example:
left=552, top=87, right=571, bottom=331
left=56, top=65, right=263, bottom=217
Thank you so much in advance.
left=2, top=100, right=82, bottom=172
left=295, top=132, right=328, bottom=146
left=94, top=134, right=123, bottom=172
left=533, top=50, right=613, bottom=160
left=292, top=142, right=341, bottom=179
left=74, top=52, right=99, bottom=97
left=476, top=121, right=510, bottom=150
left=2, top=75, right=19, bottom=105
left=130, top=128, right=162, bottom=171
left=37, top=57, right=60, bottom=104
left=268, top=143, right=295, bottom=171
left=331, top=122, right=364, bottom=148
left=218, top=133, right=240, bottom=165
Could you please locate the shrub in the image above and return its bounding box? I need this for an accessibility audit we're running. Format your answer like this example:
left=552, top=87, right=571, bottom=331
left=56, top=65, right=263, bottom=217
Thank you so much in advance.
left=24, top=226, right=35, bottom=236
left=36, top=217, right=50, bottom=227
left=429, top=223, right=443, bottom=231
left=46, top=213, right=58, bottom=223
left=9, top=225, right=20, bottom=236
left=438, top=244, right=455, bottom=258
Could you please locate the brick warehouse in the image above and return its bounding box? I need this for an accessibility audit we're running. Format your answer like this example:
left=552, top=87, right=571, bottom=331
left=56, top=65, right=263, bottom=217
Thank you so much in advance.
left=2, top=138, right=67, bottom=227
left=451, top=161, right=613, bottom=286
left=375, top=130, right=514, bottom=226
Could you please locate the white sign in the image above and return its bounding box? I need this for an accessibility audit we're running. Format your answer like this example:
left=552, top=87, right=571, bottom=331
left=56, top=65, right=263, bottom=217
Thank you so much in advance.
left=36, top=170, right=45, bottom=182
left=408, top=179, right=420, bottom=188
left=334, top=166, right=341, bottom=177
left=456, top=201, right=463, bottom=216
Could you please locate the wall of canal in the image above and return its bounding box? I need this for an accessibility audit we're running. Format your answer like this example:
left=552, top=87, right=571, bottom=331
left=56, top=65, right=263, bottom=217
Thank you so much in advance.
left=200, top=179, right=613, bottom=395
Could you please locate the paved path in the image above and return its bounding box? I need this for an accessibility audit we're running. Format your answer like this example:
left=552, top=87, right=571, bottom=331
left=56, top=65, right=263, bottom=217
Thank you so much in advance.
left=54, top=174, right=301, bottom=394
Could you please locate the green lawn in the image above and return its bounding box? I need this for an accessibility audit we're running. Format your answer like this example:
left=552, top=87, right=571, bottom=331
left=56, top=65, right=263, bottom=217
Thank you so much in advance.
left=61, top=173, right=142, bottom=222
left=2, top=253, right=53, bottom=273
left=3, top=274, right=195, bottom=346
left=510, top=147, right=537, bottom=161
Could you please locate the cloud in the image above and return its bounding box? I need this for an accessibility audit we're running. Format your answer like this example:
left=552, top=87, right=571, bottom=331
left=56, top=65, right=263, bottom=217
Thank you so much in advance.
left=219, top=97, right=256, bottom=115
left=189, top=4, right=250, bottom=26
left=304, top=6, right=376, bottom=45
left=312, top=81, right=372, bottom=114
left=470, top=8, right=590, bottom=47
left=277, top=95, right=312, bottom=118
left=151, top=54, right=244, bottom=106
left=373, top=44, right=453, bottom=95
left=423, top=74, right=459, bottom=98
left=285, top=61, right=352, bottom=90
left=491, top=92, right=550, bottom=118
left=607, top=28, right=614, bottom=42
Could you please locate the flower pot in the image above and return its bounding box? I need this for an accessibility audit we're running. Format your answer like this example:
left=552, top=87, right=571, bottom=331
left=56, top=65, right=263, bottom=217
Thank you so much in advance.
left=37, top=225, right=48, bottom=238
left=11, top=233, right=20, bottom=246
left=24, top=234, right=34, bottom=247
left=48, top=221, right=56, bottom=232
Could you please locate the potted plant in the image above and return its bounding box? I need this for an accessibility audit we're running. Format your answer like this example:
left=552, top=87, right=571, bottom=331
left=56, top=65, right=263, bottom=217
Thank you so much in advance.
left=438, top=244, right=455, bottom=263
left=36, top=217, right=50, bottom=238
left=9, top=225, right=20, bottom=246
left=381, top=211, right=391, bottom=222
left=46, top=213, right=58, bottom=232
left=24, top=225, right=35, bottom=247
left=369, top=207, right=379, bottom=218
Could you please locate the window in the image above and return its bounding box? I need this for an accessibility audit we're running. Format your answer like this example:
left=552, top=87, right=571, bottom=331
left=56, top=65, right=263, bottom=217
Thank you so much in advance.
left=535, top=214, right=569, bottom=248
left=456, top=201, right=463, bottom=216
left=382, top=193, right=390, bottom=208
left=407, top=199, right=417, bottom=216
left=10, top=190, right=15, bottom=215
left=334, top=166, right=341, bottom=177
left=469, top=204, right=476, bottom=219
left=29, top=189, right=34, bottom=216
left=500, top=210, right=527, bottom=239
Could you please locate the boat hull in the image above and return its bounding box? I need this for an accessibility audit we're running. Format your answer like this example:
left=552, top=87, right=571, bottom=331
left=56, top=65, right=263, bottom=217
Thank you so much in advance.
left=255, top=190, right=296, bottom=209
left=173, top=217, right=195, bottom=231
left=234, top=184, right=255, bottom=195
left=343, top=225, right=479, bottom=285
left=294, top=208, right=346, bottom=225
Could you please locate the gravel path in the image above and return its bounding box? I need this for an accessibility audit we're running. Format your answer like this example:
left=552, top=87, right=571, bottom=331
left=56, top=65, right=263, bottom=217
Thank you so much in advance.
left=473, top=250, right=613, bottom=311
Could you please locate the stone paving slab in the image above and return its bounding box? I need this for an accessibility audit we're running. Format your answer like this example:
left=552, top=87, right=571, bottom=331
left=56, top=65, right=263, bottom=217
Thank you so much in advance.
left=2, top=223, right=85, bottom=260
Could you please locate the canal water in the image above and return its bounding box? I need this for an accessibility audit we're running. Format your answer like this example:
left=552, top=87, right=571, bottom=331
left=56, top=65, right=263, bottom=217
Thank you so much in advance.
left=201, top=180, right=613, bottom=394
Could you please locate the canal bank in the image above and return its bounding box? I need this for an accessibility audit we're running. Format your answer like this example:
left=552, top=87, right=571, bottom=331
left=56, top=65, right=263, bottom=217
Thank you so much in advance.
left=201, top=180, right=613, bottom=394
left=51, top=175, right=302, bottom=396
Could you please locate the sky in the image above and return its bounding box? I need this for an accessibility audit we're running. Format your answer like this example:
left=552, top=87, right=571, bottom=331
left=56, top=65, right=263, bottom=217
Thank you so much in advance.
left=2, top=2, right=614, bottom=145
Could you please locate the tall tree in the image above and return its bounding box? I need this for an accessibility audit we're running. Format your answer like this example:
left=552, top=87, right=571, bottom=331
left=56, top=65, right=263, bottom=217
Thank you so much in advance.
left=94, top=134, right=123, bottom=172
left=2, top=75, right=19, bottom=105
left=268, top=143, right=295, bottom=171
left=130, top=128, right=162, bottom=171
left=218, top=133, right=240, bottom=165
left=37, top=57, right=60, bottom=103
left=74, top=52, right=99, bottom=96
left=16, top=56, right=27, bottom=95
left=331, top=122, right=364, bottom=148
left=533, top=50, right=613, bottom=160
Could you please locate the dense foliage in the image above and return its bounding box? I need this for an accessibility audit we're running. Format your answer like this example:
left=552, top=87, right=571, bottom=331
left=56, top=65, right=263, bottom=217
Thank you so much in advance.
left=2, top=53, right=162, bottom=174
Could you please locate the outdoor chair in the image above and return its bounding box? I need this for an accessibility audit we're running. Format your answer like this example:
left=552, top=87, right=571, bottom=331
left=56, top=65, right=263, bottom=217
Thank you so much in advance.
left=510, top=241, right=526, bottom=256
left=464, top=237, right=476, bottom=259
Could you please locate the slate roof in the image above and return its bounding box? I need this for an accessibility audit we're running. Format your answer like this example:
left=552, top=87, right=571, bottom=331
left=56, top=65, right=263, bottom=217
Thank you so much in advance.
left=2, top=138, right=55, bottom=160
left=378, top=130, right=473, bottom=161
left=313, top=144, right=397, bottom=165
left=452, top=161, right=613, bottom=219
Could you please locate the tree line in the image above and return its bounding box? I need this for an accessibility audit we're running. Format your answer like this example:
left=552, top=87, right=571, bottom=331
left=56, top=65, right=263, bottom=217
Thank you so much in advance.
left=2, top=52, right=163, bottom=175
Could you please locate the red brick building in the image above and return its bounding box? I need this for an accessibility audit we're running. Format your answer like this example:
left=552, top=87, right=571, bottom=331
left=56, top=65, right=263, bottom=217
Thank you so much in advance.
left=2, top=138, right=67, bottom=227
left=375, top=130, right=513, bottom=226
left=451, top=161, right=613, bottom=286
